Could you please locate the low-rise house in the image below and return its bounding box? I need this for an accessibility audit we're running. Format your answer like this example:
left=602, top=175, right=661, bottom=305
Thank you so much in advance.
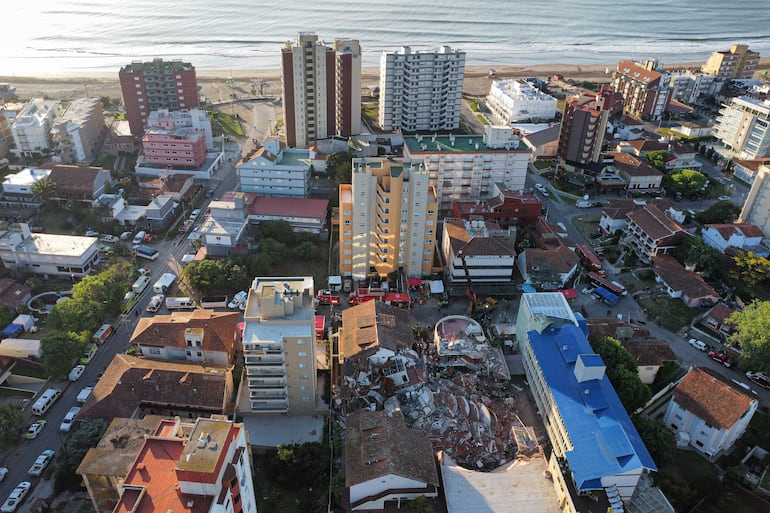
left=443, top=218, right=517, bottom=290
left=522, top=124, right=560, bottom=160
left=345, top=410, right=439, bottom=511
left=450, top=183, right=542, bottom=228
left=623, top=203, right=687, bottom=263
left=0, top=223, right=99, bottom=277
left=664, top=366, right=759, bottom=458
left=1, top=167, right=52, bottom=196
left=599, top=198, right=674, bottom=235
left=137, top=173, right=195, bottom=202
left=130, top=310, right=240, bottom=366
left=0, top=277, right=31, bottom=309
left=518, top=243, right=579, bottom=290
left=620, top=340, right=678, bottom=384
left=77, top=354, right=233, bottom=421
left=616, top=139, right=668, bottom=157
left=670, top=120, right=713, bottom=138
left=662, top=141, right=702, bottom=171
left=702, top=223, right=767, bottom=256
left=143, top=194, right=176, bottom=231
left=703, top=303, right=737, bottom=337
left=199, top=193, right=253, bottom=256
left=339, top=300, right=418, bottom=367
left=46, top=164, right=111, bottom=202
left=733, top=158, right=770, bottom=185
left=248, top=195, right=329, bottom=236
left=652, top=254, right=721, bottom=308
left=607, top=152, right=663, bottom=193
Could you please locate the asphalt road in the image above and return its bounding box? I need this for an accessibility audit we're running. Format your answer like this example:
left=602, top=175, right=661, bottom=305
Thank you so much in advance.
left=1, top=145, right=241, bottom=511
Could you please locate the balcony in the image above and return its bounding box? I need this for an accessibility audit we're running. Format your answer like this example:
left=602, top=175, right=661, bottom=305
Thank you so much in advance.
left=247, top=377, right=286, bottom=388
left=250, top=399, right=289, bottom=412
left=245, top=354, right=284, bottom=365
left=246, top=365, right=284, bottom=377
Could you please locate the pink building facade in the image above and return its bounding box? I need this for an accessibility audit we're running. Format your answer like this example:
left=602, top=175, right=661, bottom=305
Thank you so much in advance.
left=141, top=127, right=206, bottom=168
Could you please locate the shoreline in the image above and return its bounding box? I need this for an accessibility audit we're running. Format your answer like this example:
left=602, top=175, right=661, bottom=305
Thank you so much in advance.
left=2, top=59, right=769, bottom=103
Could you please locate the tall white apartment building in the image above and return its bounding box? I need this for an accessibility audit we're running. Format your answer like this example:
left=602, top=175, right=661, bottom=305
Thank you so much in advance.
left=713, top=96, right=770, bottom=159
left=486, top=80, right=558, bottom=124
left=402, top=125, right=531, bottom=213
left=281, top=33, right=361, bottom=148
left=663, top=70, right=725, bottom=105
left=10, top=98, right=59, bottom=157
left=378, top=46, right=465, bottom=132
left=238, top=276, right=319, bottom=416
left=340, top=158, right=438, bottom=280
left=51, top=98, right=105, bottom=164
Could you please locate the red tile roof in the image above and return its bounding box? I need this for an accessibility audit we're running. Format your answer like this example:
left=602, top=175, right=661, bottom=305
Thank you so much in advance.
left=340, top=301, right=418, bottom=361
left=672, top=367, right=757, bottom=429
left=626, top=139, right=667, bottom=154
left=652, top=254, right=720, bottom=302
left=610, top=152, right=664, bottom=178
left=78, top=354, right=231, bottom=420
left=130, top=310, right=239, bottom=361
left=249, top=196, right=328, bottom=219
left=735, top=158, right=770, bottom=172
left=444, top=218, right=515, bottom=257
left=626, top=204, right=684, bottom=241
left=705, top=303, right=736, bottom=325
left=620, top=339, right=678, bottom=366
left=523, top=244, right=579, bottom=274
left=706, top=223, right=764, bottom=240
left=616, top=60, right=663, bottom=84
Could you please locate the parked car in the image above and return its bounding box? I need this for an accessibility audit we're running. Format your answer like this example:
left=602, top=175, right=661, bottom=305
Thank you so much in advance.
left=84, top=229, right=99, bottom=237
left=228, top=291, right=248, bottom=309
left=746, top=371, right=770, bottom=390
left=59, top=407, right=80, bottom=432
left=708, top=350, right=732, bottom=367
left=68, top=364, right=85, bottom=382
left=718, top=195, right=731, bottom=201
left=80, top=343, right=97, bottom=365
left=99, top=235, right=119, bottom=243
left=120, top=231, right=133, bottom=241
left=189, top=208, right=201, bottom=221
left=27, top=450, right=55, bottom=476
left=137, top=267, right=150, bottom=276
left=24, top=420, right=46, bottom=440
left=1, top=482, right=31, bottom=513
left=0, top=467, right=7, bottom=482
left=688, top=338, right=707, bottom=351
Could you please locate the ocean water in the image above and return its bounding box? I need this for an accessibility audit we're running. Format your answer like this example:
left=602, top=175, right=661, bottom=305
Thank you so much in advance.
left=2, top=0, right=770, bottom=74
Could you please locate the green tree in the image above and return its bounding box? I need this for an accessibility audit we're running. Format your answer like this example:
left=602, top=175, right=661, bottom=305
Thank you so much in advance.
left=54, top=419, right=107, bottom=492
left=260, top=238, right=287, bottom=262
left=730, top=250, right=770, bottom=288
left=663, top=168, right=707, bottom=198
left=406, top=496, right=433, bottom=513
left=728, top=301, right=770, bottom=372
left=40, top=331, right=89, bottom=380
left=31, top=178, right=57, bottom=201
left=671, top=236, right=721, bottom=275
left=0, top=404, right=23, bottom=449
left=246, top=253, right=273, bottom=276
left=327, top=151, right=354, bottom=185
left=292, top=241, right=318, bottom=260
left=645, top=150, right=669, bottom=171
left=261, top=220, right=295, bottom=244
left=590, top=337, right=651, bottom=412
left=694, top=200, right=741, bottom=224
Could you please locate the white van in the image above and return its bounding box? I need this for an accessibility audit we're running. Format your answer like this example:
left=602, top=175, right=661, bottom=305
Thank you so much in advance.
left=132, top=231, right=146, bottom=245
left=32, top=388, right=61, bottom=416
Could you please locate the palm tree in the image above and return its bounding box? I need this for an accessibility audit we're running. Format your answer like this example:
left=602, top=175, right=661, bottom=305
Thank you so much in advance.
left=31, top=178, right=57, bottom=202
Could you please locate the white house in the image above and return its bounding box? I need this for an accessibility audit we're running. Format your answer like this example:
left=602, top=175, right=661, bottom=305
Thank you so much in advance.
left=442, top=218, right=516, bottom=286
left=702, top=223, right=767, bottom=256
left=10, top=99, right=59, bottom=157
left=664, top=366, right=758, bottom=458
left=0, top=223, right=98, bottom=277
left=237, top=138, right=315, bottom=197
left=345, top=410, right=439, bottom=511
left=1, top=167, right=52, bottom=196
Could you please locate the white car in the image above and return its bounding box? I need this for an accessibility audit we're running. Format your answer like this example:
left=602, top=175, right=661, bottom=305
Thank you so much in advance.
left=228, top=291, right=248, bottom=309
left=718, top=195, right=731, bottom=201
left=189, top=208, right=201, bottom=221
left=0, top=467, right=7, bottom=482
left=59, top=407, right=81, bottom=432
left=84, top=229, right=100, bottom=237
left=99, top=235, right=119, bottom=243
left=688, top=338, right=707, bottom=351
left=146, top=294, right=165, bottom=313
left=1, top=482, right=31, bottom=513
left=27, top=450, right=55, bottom=476
left=68, top=364, right=85, bottom=382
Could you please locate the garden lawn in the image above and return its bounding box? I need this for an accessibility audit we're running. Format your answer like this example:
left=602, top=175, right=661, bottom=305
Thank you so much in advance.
left=637, top=294, right=699, bottom=331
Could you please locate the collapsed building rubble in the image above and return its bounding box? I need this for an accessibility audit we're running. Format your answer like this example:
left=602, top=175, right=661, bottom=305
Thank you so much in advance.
left=336, top=306, right=540, bottom=471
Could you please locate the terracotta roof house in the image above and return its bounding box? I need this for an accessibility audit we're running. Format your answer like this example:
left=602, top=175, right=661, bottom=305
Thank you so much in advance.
left=45, top=164, right=111, bottom=201
left=344, top=410, right=439, bottom=511
left=130, top=310, right=240, bottom=366
left=586, top=317, right=651, bottom=341
left=522, top=124, right=560, bottom=159
left=620, top=340, right=678, bottom=384
left=248, top=195, right=329, bottom=236
left=733, top=158, right=770, bottom=185
left=77, top=354, right=234, bottom=421
left=702, top=223, right=767, bottom=257
left=664, top=366, right=759, bottom=457
left=442, top=218, right=517, bottom=290
left=518, top=243, right=579, bottom=290
left=703, top=303, right=737, bottom=337
left=652, top=254, right=720, bottom=308
left=663, top=141, right=701, bottom=171
left=606, top=152, right=663, bottom=193
left=623, top=204, right=687, bottom=263
left=618, top=139, right=668, bottom=156
left=450, top=185, right=542, bottom=228
left=340, top=300, right=418, bottom=366
left=599, top=198, right=673, bottom=235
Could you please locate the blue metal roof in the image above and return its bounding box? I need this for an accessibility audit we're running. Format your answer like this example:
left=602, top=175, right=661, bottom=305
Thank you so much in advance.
left=528, top=324, right=657, bottom=491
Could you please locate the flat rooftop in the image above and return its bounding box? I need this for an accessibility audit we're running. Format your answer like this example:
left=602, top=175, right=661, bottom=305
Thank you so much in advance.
left=279, top=149, right=312, bottom=167
left=199, top=216, right=246, bottom=237
left=3, top=168, right=51, bottom=187
left=404, top=134, right=528, bottom=153
left=16, top=233, right=97, bottom=257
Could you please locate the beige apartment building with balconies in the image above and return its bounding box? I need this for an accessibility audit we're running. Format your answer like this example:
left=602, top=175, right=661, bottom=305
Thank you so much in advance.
left=340, top=158, right=438, bottom=280
left=702, top=44, right=760, bottom=79
left=237, top=276, right=319, bottom=417
left=51, top=97, right=105, bottom=164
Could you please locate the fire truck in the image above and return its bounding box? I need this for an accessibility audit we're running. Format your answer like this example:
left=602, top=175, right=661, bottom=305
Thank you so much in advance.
left=316, top=289, right=341, bottom=305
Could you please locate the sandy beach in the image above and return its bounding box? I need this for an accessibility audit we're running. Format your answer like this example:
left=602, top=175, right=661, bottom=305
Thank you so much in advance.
left=3, top=59, right=769, bottom=104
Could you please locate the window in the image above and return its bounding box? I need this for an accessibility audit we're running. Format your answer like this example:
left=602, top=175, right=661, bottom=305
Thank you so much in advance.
left=298, top=351, right=308, bottom=357
left=148, top=347, right=161, bottom=355
left=301, top=396, right=311, bottom=401
left=300, top=374, right=309, bottom=379
left=296, top=339, right=307, bottom=345
left=300, top=385, right=309, bottom=391
left=298, top=363, right=308, bottom=369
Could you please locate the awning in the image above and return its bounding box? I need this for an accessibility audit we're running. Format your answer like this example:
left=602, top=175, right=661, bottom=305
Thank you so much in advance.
left=407, top=278, right=423, bottom=287
left=429, top=280, right=445, bottom=294
left=559, top=288, right=578, bottom=300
